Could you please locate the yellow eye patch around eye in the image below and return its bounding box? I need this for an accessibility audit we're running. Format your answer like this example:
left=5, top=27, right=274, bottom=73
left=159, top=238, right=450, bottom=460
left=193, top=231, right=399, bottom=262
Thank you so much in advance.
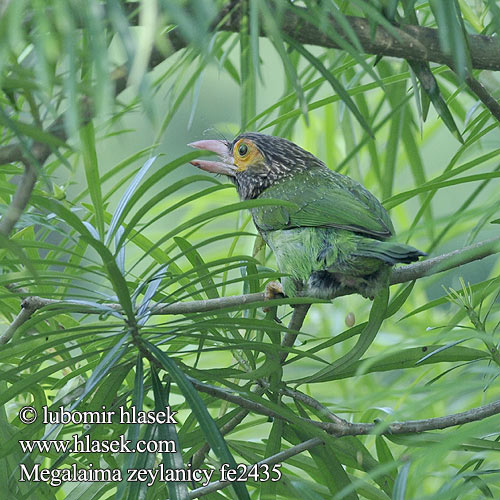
left=233, top=139, right=263, bottom=171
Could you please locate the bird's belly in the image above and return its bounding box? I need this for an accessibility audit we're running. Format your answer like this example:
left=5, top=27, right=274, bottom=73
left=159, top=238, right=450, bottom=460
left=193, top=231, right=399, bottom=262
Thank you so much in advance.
left=263, top=227, right=385, bottom=298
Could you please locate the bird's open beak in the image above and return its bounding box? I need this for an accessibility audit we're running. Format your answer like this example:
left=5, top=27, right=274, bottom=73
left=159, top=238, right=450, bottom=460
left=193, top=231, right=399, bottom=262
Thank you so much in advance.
left=188, top=140, right=237, bottom=177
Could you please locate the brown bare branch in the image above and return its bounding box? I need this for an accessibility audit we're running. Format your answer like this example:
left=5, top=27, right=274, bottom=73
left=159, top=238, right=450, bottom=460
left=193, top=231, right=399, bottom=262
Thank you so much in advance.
left=189, top=376, right=500, bottom=437
left=122, top=2, right=500, bottom=71
left=0, top=160, right=37, bottom=237
left=188, top=437, right=324, bottom=498
left=464, top=74, right=500, bottom=123
left=280, top=303, right=310, bottom=363
left=217, top=7, right=500, bottom=71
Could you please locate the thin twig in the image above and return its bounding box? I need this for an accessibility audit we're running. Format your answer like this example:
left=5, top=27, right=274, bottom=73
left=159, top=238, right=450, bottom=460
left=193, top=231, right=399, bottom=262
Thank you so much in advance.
left=0, top=18, right=189, bottom=236
left=191, top=386, right=266, bottom=469
left=0, top=106, right=84, bottom=237
left=0, top=1, right=235, bottom=167
left=281, top=387, right=349, bottom=426
left=464, top=73, right=500, bottom=123
left=280, top=303, right=310, bottom=364
left=310, top=399, right=500, bottom=436
left=189, top=376, right=500, bottom=437
left=0, top=160, right=37, bottom=236
left=0, top=111, right=68, bottom=237
left=188, top=378, right=278, bottom=419
left=188, top=437, right=324, bottom=498
left=0, top=296, right=49, bottom=345
left=2, top=3, right=500, bottom=172
left=191, top=409, right=250, bottom=469
left=390, top=236, right=500, bottom=284
left=190, top=303, right=309, bottom=468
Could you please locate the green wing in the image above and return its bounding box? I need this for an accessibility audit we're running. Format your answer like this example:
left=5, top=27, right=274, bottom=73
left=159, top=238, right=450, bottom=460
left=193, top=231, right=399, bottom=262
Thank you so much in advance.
left=252, top=168, right=394, bottom=239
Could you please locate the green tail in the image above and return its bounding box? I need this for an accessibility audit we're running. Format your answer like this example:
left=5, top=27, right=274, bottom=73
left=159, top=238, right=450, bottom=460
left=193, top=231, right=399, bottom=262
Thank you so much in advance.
left=355, top=239, right=426, bottom=265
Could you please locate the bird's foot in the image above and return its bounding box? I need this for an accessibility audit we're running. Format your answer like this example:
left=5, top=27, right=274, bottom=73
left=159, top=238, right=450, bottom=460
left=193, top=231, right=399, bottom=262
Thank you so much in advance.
left=263, top=281, right=285, bottom=313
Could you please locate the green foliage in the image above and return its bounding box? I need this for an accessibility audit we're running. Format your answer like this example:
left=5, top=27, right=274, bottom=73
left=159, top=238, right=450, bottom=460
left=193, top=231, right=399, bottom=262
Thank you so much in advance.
left=1, top=1, right=500, bottom=499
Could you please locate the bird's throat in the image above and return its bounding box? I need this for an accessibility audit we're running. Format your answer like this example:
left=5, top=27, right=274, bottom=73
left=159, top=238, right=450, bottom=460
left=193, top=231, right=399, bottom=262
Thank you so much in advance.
left=235, top=170, right=274, bottom=200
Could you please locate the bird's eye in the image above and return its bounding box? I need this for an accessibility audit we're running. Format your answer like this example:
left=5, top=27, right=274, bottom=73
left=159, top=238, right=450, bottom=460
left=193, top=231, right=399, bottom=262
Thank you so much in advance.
left=238, top=144, right=248, bottom=156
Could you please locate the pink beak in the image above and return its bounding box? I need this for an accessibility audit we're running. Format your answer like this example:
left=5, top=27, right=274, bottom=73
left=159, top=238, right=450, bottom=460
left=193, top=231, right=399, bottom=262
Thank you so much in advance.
left=188, top=139, right=237, bottom=177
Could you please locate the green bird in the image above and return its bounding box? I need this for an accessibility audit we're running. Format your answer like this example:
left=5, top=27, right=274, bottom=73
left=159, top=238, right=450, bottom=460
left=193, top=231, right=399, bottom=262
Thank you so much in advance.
left=189, top=133, right=425, bottom=301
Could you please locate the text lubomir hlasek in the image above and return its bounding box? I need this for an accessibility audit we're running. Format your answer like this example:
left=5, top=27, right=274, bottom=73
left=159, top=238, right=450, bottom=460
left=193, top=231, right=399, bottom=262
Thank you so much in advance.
left=42, top=405, right=178, bottom=425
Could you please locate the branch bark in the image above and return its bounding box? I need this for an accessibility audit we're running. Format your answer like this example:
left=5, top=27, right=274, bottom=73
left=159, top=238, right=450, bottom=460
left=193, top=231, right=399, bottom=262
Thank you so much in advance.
left=188, top=437, right=324, bottom=498
left=0, top=114, right=68, bottom=237
left=189, top=376, right=500, bottom=437
left=0, top=160, right=38, bottom=237
left=0, top=296, right=41, bottom=345
left=215, top=6, right=500, bottom=71
left=123, top=1, right=500, bottom=71
left=464, top=74, right=500, bottom=123
left=280, top=303, right=310, bottom=363
left=313, top=399, right=500, bottom=436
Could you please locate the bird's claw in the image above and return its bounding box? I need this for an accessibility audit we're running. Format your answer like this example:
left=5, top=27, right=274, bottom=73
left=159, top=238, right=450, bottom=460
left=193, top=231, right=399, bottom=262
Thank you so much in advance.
left=263, top=281, right=285, bottom=312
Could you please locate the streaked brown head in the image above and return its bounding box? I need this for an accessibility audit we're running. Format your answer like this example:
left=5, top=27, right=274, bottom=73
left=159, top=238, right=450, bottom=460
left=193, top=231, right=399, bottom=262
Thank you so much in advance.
left=188, top=132, right=324, bottom=199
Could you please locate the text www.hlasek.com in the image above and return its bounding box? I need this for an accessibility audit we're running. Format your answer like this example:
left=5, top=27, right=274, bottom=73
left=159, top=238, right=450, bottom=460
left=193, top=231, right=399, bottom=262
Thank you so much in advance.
left=19, top=434, right=175, bottom=454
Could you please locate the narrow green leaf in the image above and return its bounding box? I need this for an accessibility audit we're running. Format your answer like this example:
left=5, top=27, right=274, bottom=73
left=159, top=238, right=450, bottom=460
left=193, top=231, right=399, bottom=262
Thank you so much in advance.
left=151, top=367, right=189, bottom=500
left=145, top=341, right=250, bottom=500
left=258, top=0, right=308, bottom=120
left=116, top=355, right=145, bottom=500
left=430, top=0, right=471, bottom=80
left=295, top=286, right=389, bottom=384
left=0, top=115, right=69, bottom=150
left=130, top=197, right=298, bottom=272
left=240, top=1, right=256, bottom=129
left=72, top=331, right=131, bottom=408
left=174, top=236, right=219, bottom=299
left=393, top=462, right=410, bottom=500
left=401, top=278, right=500, bottom=320
left=408, top=60, right=463, bottom=143
left=31, top=196, right=135, bottom=320
left=295, top=427, right=359, bottom=499
left=384, top=172, right=500, bottom=210
left=80, top=122, right=105, bottom=239
left=331, top=345, right=486, bottom=381
left=0, top=351, right=93, bottom=407
left=416, top=339, right=469, bottom=364
left=376, top=436, right=395, bottom=467
left=259, top=418, right=283, bottom=500
left=106, top=155, right=157, bottom=245
left=286, top=36, right=373, bottom=137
